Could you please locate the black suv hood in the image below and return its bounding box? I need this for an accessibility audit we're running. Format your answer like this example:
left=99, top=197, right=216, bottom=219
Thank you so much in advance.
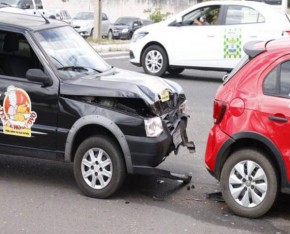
left=113, top=25, right=130, bottom=30
left=60, top=68, right=184, bottom=114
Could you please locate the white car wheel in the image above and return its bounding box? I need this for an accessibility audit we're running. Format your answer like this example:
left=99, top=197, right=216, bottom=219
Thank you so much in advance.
left=142, top=45, right=168, bottom=77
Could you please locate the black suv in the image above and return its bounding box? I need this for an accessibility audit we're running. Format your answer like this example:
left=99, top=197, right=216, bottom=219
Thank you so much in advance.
left=112, top=17, right=143, bottom=40
left=0, top=12, right=194, bottom=198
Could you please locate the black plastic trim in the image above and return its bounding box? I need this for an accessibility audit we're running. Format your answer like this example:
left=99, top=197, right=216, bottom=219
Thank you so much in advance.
left=214, top=131, right=290, bottom=193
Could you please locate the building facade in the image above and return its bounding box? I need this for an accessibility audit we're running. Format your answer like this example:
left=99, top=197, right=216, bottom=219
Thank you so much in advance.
left=43, top=0, right=197, bottom=21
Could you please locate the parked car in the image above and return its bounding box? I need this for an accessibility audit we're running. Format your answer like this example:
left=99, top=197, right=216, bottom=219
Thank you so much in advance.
left=113, top=17, right=143, bottom=40
left=47, top=9, right=72, bottom=24
left=72, top=11, right=113, bottom=39
left=0, top=11, right=194, bottom=198
left=0, top=0, right=46, bottom=16
left=130, top=0, right=290, bottom=76
left=205, top=37, right=290, bottom=218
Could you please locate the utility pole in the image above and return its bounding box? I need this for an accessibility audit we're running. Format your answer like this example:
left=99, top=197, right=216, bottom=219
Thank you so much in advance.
left=93, top=0, right=102, bottom=40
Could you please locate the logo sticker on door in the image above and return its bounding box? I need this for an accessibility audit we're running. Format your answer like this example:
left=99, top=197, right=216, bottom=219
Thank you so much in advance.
left=0, top=85, right=37, bottom=137
left=224, top=28, right=242, bottom=59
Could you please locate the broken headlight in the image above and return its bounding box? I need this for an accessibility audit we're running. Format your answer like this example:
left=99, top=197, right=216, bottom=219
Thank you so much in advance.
left=144, top=117, right=163, bottom=137
left=179, top=100, right=188, bottom=114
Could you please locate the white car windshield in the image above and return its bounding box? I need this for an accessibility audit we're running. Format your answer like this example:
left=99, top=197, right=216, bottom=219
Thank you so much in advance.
left=0, top=0, right=18, bottom=7
left=73, top=12, right=94, bottom=20
left=35, top=26, right=111, bottom=80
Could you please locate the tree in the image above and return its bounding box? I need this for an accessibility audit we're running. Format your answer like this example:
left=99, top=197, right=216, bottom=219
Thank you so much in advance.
left=144, top=7, right=171, bottom=23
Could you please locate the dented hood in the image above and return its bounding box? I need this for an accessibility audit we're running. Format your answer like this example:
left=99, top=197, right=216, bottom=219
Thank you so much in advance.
left=60, top=68, right=184, bottom=105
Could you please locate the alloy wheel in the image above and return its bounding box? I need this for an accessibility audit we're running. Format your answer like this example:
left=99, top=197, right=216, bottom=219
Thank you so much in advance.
left=81, top=147, right=113, bottom=189
left=229, top=160, right=268, bottom=208
left=145, top=50, right=163, bottom=74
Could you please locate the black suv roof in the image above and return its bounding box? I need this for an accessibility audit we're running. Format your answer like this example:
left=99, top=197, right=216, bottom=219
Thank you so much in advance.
left=0, top=11, right=67, bottom=31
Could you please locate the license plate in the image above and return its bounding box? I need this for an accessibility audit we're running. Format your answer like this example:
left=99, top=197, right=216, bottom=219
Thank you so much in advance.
left=173, top=127, right=182, bottom=148
left=113, top=32, right=119, bottom=36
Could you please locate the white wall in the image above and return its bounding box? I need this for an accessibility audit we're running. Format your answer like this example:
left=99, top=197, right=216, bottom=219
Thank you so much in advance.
left=43, top=0, right=197, bottom=22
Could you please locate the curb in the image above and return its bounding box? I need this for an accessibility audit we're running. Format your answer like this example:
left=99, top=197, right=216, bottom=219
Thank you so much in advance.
left=90, top=43, right=130, bottom=53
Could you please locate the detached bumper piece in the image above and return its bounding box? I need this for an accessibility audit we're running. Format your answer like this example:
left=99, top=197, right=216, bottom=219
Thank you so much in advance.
left=132, top=166, right=192, bottom=184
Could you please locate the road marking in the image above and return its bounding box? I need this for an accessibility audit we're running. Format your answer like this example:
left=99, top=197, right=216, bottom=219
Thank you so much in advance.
left=99, top=51, right=129, bottom=56
left=103, top=55, right=130, bottom=60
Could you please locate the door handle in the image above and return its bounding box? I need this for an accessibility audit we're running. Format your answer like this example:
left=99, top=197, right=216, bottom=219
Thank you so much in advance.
left=268, top=116, right=288, bottom=123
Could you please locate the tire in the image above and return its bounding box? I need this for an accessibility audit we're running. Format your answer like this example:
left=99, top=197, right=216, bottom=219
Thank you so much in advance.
left=90, top=28, right=94, bottom=37
left=141, top=45, right=168, bottom=77
left=73, top=136, right=126, bottom=198
left=167, top=67, right=184, bottom=75
left=128, top=31, right=133, bottom=40
left=107, top=30, right=113, bottom=40
left=220, top=148, right=277, bottom=218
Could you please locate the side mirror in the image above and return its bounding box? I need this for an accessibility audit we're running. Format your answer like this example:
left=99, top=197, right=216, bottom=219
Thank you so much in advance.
left=26, top=69, right=52, bottom=87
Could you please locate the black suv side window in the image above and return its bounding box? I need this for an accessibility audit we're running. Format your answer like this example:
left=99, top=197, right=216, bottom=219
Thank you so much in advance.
left=263, top=61, right=290, bottom=98
left=0, top=30, right=43, bottom=78
left=102, top=13, right=108, bottom=21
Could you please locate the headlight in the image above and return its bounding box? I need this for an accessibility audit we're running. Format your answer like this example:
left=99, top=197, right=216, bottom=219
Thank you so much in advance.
left=122, top=28, right=129, bottom=33
left=131, top=32, right=148, bottom=42
left=144, top=117, right=163, bottom=137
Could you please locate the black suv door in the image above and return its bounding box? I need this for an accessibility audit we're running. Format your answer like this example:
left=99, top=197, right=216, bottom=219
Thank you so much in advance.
left=0, top=30, right=58, bottom=152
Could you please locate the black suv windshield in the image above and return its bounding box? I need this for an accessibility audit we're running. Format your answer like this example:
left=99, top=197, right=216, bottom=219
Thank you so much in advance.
left=115, top=17, right=134, bottom=25
left=35, top=26, right=111, bottom=80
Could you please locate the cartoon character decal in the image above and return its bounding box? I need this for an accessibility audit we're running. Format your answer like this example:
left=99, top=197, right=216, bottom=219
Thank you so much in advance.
left=0, top=85, right=37, bottom=137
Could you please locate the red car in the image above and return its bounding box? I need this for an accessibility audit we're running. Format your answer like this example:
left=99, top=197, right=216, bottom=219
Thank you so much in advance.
left=205, top=37, right=290, bottom=218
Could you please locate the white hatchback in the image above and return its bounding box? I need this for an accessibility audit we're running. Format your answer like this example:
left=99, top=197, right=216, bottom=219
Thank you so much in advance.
left=129, top=1, right=290, bottom=76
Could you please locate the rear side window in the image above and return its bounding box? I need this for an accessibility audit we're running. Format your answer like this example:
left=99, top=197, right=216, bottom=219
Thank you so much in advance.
left=263, top=61, right=290, bottom=98
left=225, top=5, right=265, bottom=25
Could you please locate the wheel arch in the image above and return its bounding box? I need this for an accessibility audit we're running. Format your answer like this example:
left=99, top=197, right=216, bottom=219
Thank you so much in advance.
left=141, top=41, right=170, bottom=65
left=64, top=115, right=133, bottom=173
left=214, top=131, right=290, bottom=192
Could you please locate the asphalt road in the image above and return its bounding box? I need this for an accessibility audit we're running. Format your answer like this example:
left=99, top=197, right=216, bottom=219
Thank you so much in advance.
left=0, top=52, right=289, bottom=234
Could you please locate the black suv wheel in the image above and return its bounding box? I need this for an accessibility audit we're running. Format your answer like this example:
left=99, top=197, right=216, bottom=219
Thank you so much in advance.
left=74, top=136, right=126, bottom=198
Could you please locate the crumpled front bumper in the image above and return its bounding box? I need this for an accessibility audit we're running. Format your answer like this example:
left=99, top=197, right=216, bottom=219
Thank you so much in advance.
left=126, top=115, right=195, bottom=169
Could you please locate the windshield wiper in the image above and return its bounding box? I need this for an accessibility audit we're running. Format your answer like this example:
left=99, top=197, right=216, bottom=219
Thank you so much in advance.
left=57, top=66, right=101, bottom=73
left=94, top=66, right=117, bottom=77
left=0, top=3, right=12, bottom=6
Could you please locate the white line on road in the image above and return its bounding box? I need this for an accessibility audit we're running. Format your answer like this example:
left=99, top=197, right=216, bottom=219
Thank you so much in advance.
left=104, top=55, right=130, bottom=60
left=99, top=51, right=129, bottom=56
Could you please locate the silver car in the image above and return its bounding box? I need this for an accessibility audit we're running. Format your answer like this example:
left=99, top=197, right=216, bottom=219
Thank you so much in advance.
left=72, top=11, right=113, bottom=39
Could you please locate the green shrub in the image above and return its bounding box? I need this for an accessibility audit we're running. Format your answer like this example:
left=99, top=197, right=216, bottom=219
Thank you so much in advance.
left=144, top=7, right=171, bottom=22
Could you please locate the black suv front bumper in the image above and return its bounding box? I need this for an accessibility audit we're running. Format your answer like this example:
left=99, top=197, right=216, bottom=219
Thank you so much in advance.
left=125, top=116, right=195, bottom=182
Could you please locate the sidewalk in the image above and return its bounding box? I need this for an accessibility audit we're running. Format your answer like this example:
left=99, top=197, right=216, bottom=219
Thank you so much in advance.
left=90, top=42, right=130, bottom=53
